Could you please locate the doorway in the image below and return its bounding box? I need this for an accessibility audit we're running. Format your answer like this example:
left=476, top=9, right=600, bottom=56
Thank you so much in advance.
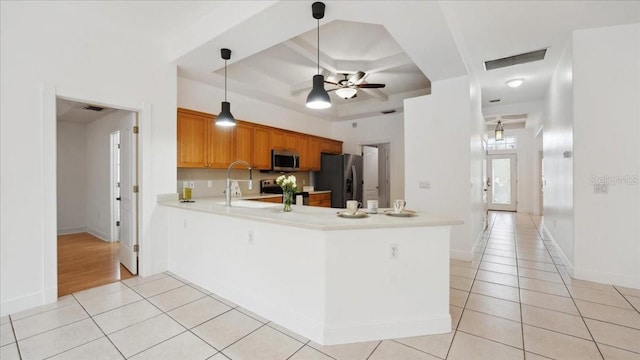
left=362, top=143, right=390, bottom=208
left=56, top=98, right=139, bottom=296
left=487, top=154, right=517, bottom=211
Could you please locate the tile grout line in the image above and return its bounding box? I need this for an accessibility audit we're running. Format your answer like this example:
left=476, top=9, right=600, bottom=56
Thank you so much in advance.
left=527, top=213, right=606, bottom=360
left=443, top=212, right=497, bottom=359
left=364, top=340, right=382, bottom=360
left=7, top=315, right=23, bottom=360
left=508, top=213, right=526, bottom=358
left=612, top=286, right=640, bottom=315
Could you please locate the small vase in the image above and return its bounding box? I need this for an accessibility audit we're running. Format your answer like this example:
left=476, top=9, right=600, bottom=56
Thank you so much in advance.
left=283, top=190, right=293, bottom=212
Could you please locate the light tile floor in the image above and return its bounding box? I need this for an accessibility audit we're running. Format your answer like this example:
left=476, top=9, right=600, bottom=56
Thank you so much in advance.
left=2, top=212, right=639, bottom=359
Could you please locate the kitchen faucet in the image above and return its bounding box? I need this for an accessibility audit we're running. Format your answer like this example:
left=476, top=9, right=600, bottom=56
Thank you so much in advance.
left=225, top=160, right=253, bottom=206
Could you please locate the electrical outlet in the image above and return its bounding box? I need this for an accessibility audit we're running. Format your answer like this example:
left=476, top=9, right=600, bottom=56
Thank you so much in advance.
left=207, top=180, right=213, bottom=188
left=390, top=243, right=399, bottom=259
left=188, top=181, right=195, bottom=188
left=248, top=230, right=254, bottom=245
left=419, top=181, right=430, bottom=189
left=182, top=181, right=188, bottom=189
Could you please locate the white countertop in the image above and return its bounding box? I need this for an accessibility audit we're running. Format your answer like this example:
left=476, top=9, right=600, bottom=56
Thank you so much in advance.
left=160, top=197, right=463, bottom=231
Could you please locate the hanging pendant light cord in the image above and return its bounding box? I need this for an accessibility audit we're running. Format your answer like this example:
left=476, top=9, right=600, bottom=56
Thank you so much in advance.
left=317, top=18, right=320, bottom=75
left=224, top=59, right=228, bottom=101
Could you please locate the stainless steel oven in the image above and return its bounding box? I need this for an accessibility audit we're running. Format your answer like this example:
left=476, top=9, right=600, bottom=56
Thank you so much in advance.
left=260, top=179, right=309, bottom=205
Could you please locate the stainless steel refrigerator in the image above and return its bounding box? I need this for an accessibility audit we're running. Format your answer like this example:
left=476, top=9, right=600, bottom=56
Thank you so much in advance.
left=314, top=153, right=363, bottom=208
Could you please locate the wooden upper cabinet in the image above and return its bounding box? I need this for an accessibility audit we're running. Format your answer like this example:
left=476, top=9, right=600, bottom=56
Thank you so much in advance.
left=329, top=140, right=343, bottom=154
left=207, top=119, right=235, bottom=168
left=308, top=137, right=321, bottom=171
left=284, top=133, right=297, bottom=151
left=253, top=126, right=271, bottom=169
left=177, top=108, right=341, bottom=170
left=271, top=131, right=286, bottom=150
left=296, top=135, right=310, bottom=170
left=234, top=121, right=253, bottom=164
left=177, top=108, right=210, bottom=168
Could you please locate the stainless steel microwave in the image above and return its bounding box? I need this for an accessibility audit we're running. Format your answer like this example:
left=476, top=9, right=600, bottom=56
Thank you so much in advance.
left=271, top=149, right=300, bottom=172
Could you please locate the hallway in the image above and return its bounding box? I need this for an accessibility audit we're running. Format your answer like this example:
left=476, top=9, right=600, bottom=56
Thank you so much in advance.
left=2, top=212, right=638, bottom=359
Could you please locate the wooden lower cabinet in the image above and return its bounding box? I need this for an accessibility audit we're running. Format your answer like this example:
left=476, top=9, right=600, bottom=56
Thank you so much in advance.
left=309, top=192, right=331, bottom=207
left=252, top=196, right=282, bottom=203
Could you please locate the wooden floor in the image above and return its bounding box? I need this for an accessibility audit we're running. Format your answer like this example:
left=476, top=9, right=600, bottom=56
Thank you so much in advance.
left=57, top=232, right=135, bottom=297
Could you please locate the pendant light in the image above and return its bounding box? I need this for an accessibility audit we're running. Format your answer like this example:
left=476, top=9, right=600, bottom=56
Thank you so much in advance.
left=216, top=48, right=236, bottom=127
left=495, top=120, right=504, bottom=140
left=306, top=2, right=331, bottom=109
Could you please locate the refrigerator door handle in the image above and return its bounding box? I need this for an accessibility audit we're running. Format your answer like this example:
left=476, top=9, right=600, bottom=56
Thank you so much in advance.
left=351, top=165, right=357, bottom=200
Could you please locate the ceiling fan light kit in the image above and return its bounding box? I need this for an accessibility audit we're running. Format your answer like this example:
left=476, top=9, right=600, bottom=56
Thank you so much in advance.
left=506, top=78, right=524, bottom=88
left=217, top=48, right=236, bottom=127
left=325, top=72, right=386, bottom=100
left=335, top=87, right=357, bottom=99
left=306, top=2, right=331, bottom=110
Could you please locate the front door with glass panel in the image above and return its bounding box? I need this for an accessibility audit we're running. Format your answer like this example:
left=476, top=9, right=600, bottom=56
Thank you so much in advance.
left=487, top=154, right=517, bottom=211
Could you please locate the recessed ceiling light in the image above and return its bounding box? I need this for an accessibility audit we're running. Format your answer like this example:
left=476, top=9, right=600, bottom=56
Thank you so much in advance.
left=506, top=78, right=524, bottom=88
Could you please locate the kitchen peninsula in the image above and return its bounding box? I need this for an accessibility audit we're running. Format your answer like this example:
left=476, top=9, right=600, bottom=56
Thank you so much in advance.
left=161, top=198, right=462, bottom=345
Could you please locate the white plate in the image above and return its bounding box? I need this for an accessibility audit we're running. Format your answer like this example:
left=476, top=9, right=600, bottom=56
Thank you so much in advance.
left=337, top=211, right=368, bottom=219
left=384, top=209, right=417, bottom=217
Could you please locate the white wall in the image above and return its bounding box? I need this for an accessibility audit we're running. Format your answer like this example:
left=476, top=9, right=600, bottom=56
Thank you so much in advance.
left=331, top=113, right=405, bottom=202
left=86, top=111, right=136, bottom=241
left=469, top=81, right=487, bottom=241
left=405, top=76, right=485, bottom=260
left=178, top=77, right=332, bottom=138
left=57, top=122, right=87, bottom=234
left=1, top=2, right=177, bottom=316
left=572, top=23, right=640, bottom=288
left=542, top=37, right=575, bottom=266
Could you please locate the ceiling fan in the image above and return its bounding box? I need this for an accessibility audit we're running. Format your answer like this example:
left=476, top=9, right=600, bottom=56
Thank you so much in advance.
left=324, top=71, right=386, bottom=99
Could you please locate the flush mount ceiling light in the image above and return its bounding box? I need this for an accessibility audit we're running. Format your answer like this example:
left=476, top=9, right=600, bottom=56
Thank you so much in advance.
left=506, top=78, right=525, bottom=88
left=306, top=2, right=331, bottom=110
left=495, top=120, right=505, bottom=140
left=335, top=87, right=357, bottom=99
left=216, top=48, right=236, bottom=127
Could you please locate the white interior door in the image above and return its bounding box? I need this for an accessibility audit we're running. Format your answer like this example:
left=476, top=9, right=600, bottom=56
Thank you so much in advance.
left=362, top=146, right=379, bottom=203
left=487, top=154, right=517, bottom=211
left=119, top=117, right=138, bottom=274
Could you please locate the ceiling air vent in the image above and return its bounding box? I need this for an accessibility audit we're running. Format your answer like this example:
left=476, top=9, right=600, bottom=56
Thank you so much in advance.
left=484, top=48, right=547, bottom=71
left=84, top=105, right=104, bottom=112
left=489, top=99, right=501, bottom=103
left=381, top=109, right=396, bottom=114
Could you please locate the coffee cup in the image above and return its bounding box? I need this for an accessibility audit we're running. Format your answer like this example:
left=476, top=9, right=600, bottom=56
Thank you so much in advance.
left=393, top=199, right=406, bottom=213
left=367, top=200, right=379, bottom=214
left=346, top=200, right=361, bottom=215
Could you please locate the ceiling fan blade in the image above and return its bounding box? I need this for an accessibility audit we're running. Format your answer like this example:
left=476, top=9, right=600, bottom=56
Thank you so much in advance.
left=356, top=83, right=386, bottom=88
left=324, top=80, right=339, bottom=85
left=326, top=88, right=338, bottom=92
left=348, top=71, right=365, bottom=84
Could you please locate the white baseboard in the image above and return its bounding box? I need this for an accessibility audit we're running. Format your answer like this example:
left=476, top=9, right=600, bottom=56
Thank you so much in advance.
left=57, top=227, right=87, bottom=235
left=542, top=225, right=574, bottom=276
left=322, top=315, right=451, bottom=345
left=573, top=267, right=640, bottom=289
left=450, top=230, right=484, bottom=261
left=1, top=291, right=46, bottom=317
left=87, top=228, right=110, bottom=242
